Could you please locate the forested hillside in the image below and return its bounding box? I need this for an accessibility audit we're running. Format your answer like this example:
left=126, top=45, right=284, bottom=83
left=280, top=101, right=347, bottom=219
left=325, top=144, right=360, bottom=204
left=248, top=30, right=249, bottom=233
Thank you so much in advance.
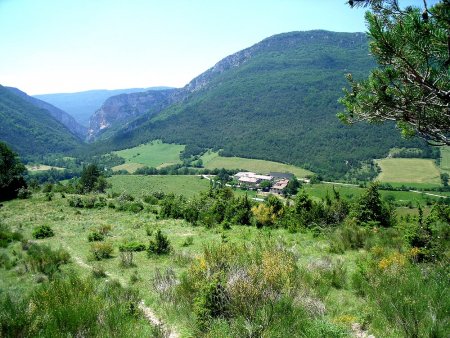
left=99, top=31, right=427, bottom=178
left=0, top=85, right=81, bottom=158
left=5, top=87, right=87, bottom=139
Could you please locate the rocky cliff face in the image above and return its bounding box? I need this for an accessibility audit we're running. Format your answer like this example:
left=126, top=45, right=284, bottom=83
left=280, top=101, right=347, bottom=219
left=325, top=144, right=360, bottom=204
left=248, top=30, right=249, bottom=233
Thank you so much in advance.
left=5, top=87, right=87, bottom=139
left=87, top=88, right=181, bottom=139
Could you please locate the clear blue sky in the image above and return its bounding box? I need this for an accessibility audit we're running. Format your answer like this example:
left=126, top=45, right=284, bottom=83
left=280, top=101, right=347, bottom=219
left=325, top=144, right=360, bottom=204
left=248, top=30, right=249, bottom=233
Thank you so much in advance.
left=0, top=0, right=431, bottom=95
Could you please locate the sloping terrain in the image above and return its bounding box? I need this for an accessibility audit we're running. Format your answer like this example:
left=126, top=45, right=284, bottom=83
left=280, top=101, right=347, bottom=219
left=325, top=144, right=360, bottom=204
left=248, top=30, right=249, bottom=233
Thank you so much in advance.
left=6, top=87, right=87, bottom=139
left=97, top=31, right=427, bottom=178
left=0, top=85, right=81, bottom=157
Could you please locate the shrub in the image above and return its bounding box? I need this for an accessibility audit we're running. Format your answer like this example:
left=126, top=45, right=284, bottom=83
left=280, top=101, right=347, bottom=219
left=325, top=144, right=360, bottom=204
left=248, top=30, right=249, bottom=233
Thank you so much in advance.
left=119, top=241, right=146, bottom=252
left=92, top=265, right=107, bottom=278
left=90, top=242, right=114, bottom=260
left=26, top=243, right=70, bottom=278
left=68, top=196, right=83, bottom=208
left=88, top=231, right=104, bottom=242
left=32, top=225, right=54, bottom=239
left=17, top=187, right=32, bottom=199
left=148, top=230, right=171, bottom=255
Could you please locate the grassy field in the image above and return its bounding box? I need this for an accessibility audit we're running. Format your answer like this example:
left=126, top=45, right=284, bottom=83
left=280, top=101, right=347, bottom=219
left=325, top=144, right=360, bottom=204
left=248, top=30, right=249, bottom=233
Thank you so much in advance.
left=113, top=141, right=185, bottom=172
left=201, top=151, right=314, bottom=177
left=441, top=146, right=450, bottom=174
left=0, top=194, right=365, bottom=337
left=375, top=158, right=441, bottom=184
left=108, top=175, right=210, bottom=197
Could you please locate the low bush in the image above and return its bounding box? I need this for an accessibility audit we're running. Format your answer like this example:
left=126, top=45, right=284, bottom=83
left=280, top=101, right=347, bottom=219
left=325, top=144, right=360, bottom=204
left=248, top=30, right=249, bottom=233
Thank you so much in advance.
left=119, top=241, right=146, bottom=252
left=26, top=243, right=70, bottom=278
left=175, top=240, right=334, bottom=335
left=88, top=231, right=104, bottom=242
left=90, top=242, right=114, bottom=260
left=32, top=225, right=54, bottom=239
left=148, top=230, right=171, bottom=255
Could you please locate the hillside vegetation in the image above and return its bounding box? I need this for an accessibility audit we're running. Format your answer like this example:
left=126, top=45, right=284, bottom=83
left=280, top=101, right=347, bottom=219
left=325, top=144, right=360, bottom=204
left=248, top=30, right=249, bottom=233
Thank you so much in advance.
left=0, top=85, right=81, bottom=158
left=99, top=31, right=430, bottom=179
left=1, top=180, right=448, bottom=337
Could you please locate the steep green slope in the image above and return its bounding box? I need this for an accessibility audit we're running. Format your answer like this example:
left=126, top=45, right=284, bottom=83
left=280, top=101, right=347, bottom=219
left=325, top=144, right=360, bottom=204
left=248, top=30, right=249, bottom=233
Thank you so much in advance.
left=0, top=85, right=81, bottom=157
left=99, top=31, right=428, bottom=179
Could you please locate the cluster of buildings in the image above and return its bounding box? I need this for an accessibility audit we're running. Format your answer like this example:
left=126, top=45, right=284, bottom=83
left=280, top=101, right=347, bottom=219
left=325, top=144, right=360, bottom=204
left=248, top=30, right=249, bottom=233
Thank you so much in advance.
left=234, top=171, right=295, bottom=194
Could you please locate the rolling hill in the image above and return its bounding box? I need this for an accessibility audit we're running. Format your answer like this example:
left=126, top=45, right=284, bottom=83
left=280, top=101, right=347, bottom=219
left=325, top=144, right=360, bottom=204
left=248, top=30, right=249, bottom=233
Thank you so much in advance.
left=0, top=85, right=81, bottom=158
left=93, top=30, right=428, bottom=179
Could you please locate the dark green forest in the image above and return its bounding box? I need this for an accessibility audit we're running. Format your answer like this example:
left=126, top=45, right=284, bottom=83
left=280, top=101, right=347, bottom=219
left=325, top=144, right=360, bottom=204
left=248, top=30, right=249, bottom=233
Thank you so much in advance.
left=97, top=31, right=429, bottom=179
left=0, top=86, right=81, bottom=159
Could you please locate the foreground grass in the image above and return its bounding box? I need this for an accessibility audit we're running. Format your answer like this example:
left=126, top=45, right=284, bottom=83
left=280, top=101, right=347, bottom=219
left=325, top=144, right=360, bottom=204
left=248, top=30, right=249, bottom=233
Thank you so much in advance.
left=0, top=194, right=364, bottom=337
left=113, top=141, right=185, bottom=172
left=201, top=151, right=313, bottom=177
left=108, top=175, right=210, bottom=197
left=375, top=158, right=441, bottom=184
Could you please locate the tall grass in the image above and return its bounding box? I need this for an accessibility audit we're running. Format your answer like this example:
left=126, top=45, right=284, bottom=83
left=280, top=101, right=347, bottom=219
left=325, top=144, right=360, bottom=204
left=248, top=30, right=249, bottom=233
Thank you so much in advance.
left=0, top=274, right=152, bottom=337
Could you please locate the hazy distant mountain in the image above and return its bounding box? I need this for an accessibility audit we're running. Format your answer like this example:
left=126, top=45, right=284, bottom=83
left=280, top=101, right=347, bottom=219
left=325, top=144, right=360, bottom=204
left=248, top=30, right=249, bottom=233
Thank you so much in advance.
left=6, top=87, right=87, bottom=139
left=88, top=88, right=186, bottom=140
left=94, top=30, right=426, bottom=179
left=0, top=85, right=81, bottom=157
left=34, top=87, right=171, bottom=127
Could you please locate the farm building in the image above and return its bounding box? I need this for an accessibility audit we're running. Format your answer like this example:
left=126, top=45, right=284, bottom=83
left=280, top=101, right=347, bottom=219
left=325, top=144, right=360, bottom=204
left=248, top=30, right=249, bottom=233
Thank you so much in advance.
left=270, top=179, right=289, bottom=194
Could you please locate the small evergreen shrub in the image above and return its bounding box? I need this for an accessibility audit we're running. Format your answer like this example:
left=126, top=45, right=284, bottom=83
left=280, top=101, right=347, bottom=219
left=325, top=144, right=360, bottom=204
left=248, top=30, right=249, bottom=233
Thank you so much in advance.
left=32, top=225, right=54, bottom=239
left=148, top=230, right=171, bottom=255
left=88, top=231, right=104, bottom=242
left=119, top=241, right=146, bottom=252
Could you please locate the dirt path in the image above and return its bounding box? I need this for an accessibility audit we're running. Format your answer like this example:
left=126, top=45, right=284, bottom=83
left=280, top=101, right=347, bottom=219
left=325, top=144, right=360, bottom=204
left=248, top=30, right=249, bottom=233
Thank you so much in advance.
left=68, top=251, right=179, bottom=338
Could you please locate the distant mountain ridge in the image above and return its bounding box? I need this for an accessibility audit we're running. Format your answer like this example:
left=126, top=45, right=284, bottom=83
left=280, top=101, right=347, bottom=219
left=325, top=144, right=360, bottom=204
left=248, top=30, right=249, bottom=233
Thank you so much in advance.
left=34, top=87, right=171, bottom=127
left=92, top=30, right=427, bottom=178
left=0, top=85, right=81, bottom=158
left=5, top=87, right=87, bottom=139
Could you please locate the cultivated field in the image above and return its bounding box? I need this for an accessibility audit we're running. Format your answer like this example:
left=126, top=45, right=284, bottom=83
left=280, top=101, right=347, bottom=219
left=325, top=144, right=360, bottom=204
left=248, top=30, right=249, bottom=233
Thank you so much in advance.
left=375, top=158, right=441, bottom=184
left=113, top=141, right=185, bottom=172
left=201, top=151, right=314, bottom=177
left=108, top=175, right=210, bottom=197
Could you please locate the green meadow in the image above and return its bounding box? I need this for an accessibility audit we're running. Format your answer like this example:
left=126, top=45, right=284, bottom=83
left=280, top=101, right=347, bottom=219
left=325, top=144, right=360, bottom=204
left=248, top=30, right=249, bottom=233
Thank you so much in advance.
left=108, top=175, right=210, bottom=197
left=201, top=151, right=314, bottom=177
left=375, top=158, right=441, bottom=184
left=113, top=141, right=185, bottom=172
